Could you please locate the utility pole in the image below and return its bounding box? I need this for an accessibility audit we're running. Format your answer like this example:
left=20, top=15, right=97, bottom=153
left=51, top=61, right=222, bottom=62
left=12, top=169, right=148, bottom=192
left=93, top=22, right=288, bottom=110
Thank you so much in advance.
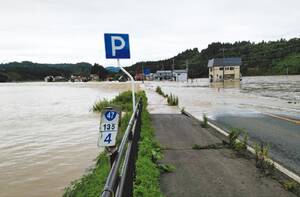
left=186, top=59, right=189, bottom=82
left=141, top=63, right=144, bottom=83
left=172, top=59, right=175, bottom=81
left=117, top=59, right=135, bottom=111
left=220, top=47, right=226, bottom=82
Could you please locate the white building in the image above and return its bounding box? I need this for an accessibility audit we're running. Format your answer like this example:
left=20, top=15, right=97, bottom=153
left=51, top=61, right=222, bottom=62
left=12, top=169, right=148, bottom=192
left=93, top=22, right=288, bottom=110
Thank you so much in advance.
left=156, top=70, right=173, bottom=80
left=154, top=69, right=188, bottom=81
left=208, top=57, right=241, bottom=82
left=173, top=69, right=187, bottom=82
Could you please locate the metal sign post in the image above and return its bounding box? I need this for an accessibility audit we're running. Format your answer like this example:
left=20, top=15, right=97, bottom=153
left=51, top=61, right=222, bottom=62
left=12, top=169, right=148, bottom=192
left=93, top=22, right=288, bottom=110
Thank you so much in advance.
left=117, top=59, right=135, bottom=109
left=104, top=33, right=135, bottom=111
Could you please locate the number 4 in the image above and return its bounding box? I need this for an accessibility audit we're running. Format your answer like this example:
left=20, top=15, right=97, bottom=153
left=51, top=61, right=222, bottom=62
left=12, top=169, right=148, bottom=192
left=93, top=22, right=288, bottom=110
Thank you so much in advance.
left=104, top=133, right=112, bottom=144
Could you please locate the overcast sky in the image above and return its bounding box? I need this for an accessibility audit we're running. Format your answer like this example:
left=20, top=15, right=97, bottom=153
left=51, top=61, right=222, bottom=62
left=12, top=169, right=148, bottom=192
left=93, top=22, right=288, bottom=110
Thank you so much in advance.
left=0, top=0, right=299, bottom=67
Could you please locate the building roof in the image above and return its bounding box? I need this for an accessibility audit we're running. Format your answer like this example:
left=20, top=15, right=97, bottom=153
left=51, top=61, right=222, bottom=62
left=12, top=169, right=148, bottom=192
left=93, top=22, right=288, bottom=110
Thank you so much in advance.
left=174, top=69, right=187, bottom=74
left=208, top=57, right=241, bottom=68
left=157, top=70, right=172, bottom=74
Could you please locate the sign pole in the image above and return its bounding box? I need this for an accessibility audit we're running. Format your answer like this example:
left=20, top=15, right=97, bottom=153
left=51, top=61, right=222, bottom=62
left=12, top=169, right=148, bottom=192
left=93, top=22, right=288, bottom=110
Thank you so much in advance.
left=117, top=59, right=136, bottom=111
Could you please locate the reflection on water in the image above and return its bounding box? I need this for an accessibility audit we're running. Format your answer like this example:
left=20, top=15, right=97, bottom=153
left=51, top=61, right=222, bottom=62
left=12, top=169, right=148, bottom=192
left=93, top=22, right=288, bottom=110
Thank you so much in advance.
left=209, top=80, right=241, bottom=89
left=0, top=82, right=132, bottom=197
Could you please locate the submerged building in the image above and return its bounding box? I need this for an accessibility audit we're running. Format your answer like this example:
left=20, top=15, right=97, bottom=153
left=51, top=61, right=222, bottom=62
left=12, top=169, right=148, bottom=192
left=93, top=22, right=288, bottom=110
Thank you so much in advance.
left=208, top=57, right=242, bottom=82
left=154, top=69, right=188, bottom=81
left=173, top=69, right=188, bottom=82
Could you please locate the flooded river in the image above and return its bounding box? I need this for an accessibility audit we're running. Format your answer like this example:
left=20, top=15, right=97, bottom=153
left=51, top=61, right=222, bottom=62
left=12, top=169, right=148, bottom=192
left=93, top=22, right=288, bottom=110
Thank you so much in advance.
left=1, top=76, right=299, bottom=197
left=0, top=82, right=132, bottom=197
left=145, top=75, right=300, bottom=119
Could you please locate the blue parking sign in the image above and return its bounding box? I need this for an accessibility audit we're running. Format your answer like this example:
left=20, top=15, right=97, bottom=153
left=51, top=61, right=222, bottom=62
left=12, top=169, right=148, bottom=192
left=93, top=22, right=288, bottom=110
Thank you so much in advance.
left=104, top=33, right=130, bottom=59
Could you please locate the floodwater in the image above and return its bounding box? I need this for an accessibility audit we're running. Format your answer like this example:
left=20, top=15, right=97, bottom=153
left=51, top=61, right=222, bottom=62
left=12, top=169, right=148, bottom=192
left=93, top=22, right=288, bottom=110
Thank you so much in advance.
left=144, top=75, right=300, bottom=174
left=0, top=82, right=133, bottom=197
left=145, top=75, right=300, bottom=120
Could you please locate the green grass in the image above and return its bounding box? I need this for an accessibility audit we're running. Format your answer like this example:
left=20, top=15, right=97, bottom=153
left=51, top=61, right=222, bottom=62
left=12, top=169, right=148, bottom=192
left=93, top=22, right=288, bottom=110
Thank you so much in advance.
left=158, top=164, right=176, bottom=173
left=155, top=86, right=178, bottom=106
left=63, top=91, right=164, bottom=197
left=63, top=152, right=110, bottom=197
left=253, top=143, right=274, bottom=174
left=201, top=114, right=208, bottom=128
left=134, top=103, right=165, bottom=197
left=92, top=91, right=135, bottom=113
left=228, top=128, right=249, bottom=154
left=167, top=93, right=178, bottom=106
left=282, top=180, right=299, bottom=192
left=192, top=144, right=202, bottom=150
left=155, top=86, right=167, bottom=98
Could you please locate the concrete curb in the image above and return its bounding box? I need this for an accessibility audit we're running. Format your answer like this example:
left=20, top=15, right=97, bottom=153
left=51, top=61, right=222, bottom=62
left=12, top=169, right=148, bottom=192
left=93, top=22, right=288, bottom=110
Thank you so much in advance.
left=182, top=110, right=300, bottom=184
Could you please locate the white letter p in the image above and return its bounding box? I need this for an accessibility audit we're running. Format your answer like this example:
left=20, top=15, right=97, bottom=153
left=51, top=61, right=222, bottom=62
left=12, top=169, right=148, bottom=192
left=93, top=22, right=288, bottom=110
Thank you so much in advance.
left=111, top=36, right=125, bottom=57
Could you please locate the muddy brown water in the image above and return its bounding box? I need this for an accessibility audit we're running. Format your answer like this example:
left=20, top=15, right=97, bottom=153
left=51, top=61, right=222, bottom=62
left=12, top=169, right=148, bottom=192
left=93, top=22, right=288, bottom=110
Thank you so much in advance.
left=0, top=82, right=135, bottom=197
left=144, top=75, right=300, bottom=176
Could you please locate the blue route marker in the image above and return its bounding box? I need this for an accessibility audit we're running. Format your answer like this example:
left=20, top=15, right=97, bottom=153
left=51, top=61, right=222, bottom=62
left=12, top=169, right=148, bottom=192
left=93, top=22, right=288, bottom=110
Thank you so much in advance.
left=105, top=111, right=117, bottom=121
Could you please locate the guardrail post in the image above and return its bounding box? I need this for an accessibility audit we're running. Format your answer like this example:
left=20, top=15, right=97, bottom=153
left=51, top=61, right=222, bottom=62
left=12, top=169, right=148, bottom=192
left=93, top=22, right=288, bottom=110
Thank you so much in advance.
left=109, top=151, right=118, bottom=167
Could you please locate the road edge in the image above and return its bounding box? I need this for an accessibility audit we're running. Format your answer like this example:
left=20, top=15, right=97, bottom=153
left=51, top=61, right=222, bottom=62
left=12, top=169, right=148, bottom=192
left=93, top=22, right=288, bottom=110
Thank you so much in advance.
left=182, top=110, right=300, bottom=184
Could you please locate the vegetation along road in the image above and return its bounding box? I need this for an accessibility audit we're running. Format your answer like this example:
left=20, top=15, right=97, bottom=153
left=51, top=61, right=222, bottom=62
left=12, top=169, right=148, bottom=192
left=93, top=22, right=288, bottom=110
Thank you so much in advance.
left=212, top=113, right=300, bottom=175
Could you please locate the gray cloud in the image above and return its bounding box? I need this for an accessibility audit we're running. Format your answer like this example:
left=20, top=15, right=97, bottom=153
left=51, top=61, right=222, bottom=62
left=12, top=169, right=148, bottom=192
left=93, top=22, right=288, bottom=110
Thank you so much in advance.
left=0, top=0, right=299, bottom=66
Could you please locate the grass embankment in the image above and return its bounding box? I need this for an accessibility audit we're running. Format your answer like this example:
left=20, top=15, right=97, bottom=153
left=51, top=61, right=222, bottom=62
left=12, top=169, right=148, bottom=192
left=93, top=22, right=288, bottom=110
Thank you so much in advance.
left=63, top=91, right=164, bottom=197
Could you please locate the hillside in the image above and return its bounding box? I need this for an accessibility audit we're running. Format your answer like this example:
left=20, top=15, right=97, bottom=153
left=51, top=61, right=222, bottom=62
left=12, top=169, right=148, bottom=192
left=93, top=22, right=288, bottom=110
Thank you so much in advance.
left=127, top=38, right=300, bottom=78
left=0, top=61, right=92, bottom=82
left=1, top=38, right=299, bottom=82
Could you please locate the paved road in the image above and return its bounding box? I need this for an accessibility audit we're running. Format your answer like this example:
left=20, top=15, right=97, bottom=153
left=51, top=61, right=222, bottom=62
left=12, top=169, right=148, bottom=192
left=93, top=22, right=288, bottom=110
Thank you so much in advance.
left=151, top=114, right=295, bottom=197
left=212, top=114, right=300, bottom=175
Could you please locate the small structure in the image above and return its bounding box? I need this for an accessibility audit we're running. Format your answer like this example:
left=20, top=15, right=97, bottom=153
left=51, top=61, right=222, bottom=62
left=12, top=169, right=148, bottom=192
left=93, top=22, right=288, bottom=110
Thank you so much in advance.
left=208, top=57, right=241, bottom=82
left=173, top=69, right=187, bottom=82
left=44, top=76, right=54, bottom=82
left=54, top=76, right=67, bottom=82
left=156, top=70, right=173, bottom=80
left=153, top=69, right=188, bottom=81
left=90, top=74, right=99, bottom=81
left=135, top=73, right=143, bottom=81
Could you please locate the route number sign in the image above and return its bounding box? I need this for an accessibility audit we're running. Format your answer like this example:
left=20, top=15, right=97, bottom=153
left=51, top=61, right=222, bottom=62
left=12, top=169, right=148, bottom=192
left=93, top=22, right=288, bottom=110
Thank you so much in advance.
left=98, top=108, right=120, bottom=147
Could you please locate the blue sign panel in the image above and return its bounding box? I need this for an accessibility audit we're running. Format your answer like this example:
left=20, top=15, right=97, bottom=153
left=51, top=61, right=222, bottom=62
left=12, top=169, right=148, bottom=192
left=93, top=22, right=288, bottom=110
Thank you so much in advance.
left=105, top=111, right=117, bottom=121
left=104, top=33, right=130, bottom=59
left=143, top=68, right=151, bottom=75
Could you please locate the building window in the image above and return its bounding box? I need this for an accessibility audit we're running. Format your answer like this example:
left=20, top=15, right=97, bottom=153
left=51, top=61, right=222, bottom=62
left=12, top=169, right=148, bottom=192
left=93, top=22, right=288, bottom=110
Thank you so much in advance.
left=225, top=67, right=230, bottom=70
left=230, top=67, right=234, bottom=70
left=219, top=67, right=224, bottom=71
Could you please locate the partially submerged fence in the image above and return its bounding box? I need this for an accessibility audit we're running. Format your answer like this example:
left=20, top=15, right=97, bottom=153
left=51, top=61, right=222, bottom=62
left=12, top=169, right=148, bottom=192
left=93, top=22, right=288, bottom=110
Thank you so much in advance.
left=101, top=99, right=142, bottom=197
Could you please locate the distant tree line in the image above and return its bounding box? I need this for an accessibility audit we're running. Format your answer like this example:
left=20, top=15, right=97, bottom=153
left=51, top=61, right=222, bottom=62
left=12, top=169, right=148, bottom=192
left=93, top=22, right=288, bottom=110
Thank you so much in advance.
left=0, top=61, right=93, bottom=82
left=127, top=38, right=300, bottom=78
left=1, top=38, right=299, bottom=82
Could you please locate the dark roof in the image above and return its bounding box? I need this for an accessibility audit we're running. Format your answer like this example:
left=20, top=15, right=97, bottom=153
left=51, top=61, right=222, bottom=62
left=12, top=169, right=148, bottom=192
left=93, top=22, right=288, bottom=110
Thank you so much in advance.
left=208, top=57, right=241, bottom=67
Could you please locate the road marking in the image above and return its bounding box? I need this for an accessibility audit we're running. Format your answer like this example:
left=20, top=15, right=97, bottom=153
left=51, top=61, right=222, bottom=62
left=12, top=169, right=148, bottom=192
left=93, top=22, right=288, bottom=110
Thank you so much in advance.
left=264, top=113, right=300, bottom=125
